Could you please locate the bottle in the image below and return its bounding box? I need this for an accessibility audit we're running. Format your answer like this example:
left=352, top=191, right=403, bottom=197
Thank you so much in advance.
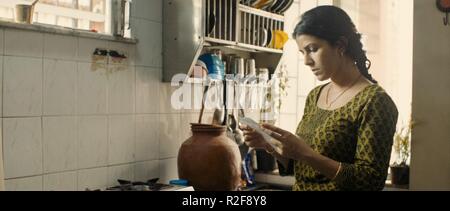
left=246, top=59, right=256, bottom=77
left=111, top=0, right=130, bottom=37
left=258, top=68, right=269, bottom=83
left=211, top=49, right=223, bottom=60
left=236, top=58, right=245, bottom=78
left=224, top=54, right=237, bottom=75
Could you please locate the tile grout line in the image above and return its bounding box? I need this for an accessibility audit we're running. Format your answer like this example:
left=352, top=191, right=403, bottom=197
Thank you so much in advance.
left=75, top=38, right=80, bottom=190
left=106, top=113, right=110, bottom=187
left=4, top=159, right=161, bottom=181
left=1, top=35, right=4, bottom=173
left=41, top=112, right=44, bottom=190
left=75, top=113, right=79, bottom=191
left=133, top=55, right=137, bottom=181
left=133, top=115, right=136, bottom=181
left=41, top=32, right=44, bottom=190
left=131, top=16, right=163, bottom=26
left=1, top=113, right=166, bottom=119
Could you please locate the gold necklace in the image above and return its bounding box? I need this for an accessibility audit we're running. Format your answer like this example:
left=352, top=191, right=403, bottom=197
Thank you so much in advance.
left=325, top=75, right=362, bottom=109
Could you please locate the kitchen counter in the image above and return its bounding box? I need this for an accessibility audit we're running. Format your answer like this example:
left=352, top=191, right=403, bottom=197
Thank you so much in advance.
left=254, top=171, right=294, bottom=189
left=241, top=183, right=291, bottom=191
left=383, top=180, right=409, bottom=191
left=254, top=171, right=408, bottom=191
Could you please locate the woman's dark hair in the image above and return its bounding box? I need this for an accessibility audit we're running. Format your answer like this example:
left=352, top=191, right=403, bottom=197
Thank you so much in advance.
left=293, top=6, right=377, bottom=84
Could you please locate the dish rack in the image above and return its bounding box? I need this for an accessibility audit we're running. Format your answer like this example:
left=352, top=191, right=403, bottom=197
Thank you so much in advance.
left=205, top=0, right=285, bottom=50
left=163, top=0, right=290, bottom=82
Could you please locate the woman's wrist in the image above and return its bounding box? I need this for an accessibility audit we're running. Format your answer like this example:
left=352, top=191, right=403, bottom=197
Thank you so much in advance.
left=297, top=147, right=315, bottom=162
left=332, top=162, right=342, bottom=180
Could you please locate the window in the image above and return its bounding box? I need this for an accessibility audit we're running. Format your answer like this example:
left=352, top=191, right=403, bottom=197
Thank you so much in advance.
left=0, top=0, right=112, bottom=35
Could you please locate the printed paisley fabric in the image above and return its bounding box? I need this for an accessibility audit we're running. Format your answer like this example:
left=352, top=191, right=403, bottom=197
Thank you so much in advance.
left=281, top=84, right=398, bottom=191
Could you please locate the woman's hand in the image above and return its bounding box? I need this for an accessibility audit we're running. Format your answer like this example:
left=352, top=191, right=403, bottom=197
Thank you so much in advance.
left=240, top=124, right=273, bottom=151
left=262, top=124, right=314, bottom=161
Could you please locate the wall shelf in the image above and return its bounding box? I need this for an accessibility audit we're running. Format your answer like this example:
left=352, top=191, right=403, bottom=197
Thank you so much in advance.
left=204, top=37, right=283, bottom=54
left=163, top=0, right=290, bottom=82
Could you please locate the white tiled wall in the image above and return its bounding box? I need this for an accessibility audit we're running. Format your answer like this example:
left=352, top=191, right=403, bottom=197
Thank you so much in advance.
left=5, top=176, right=43, bottom=191
left=77, top=38, right=109, bottom=63
left=5, top=30, right=44, bottom=58
left=44, top=34, right=78, bottom=60
left=135, top=114, right=159, bottom=161
left=108, top=115, right=135, bottom=165
left=108, top=65, right=136, bottom=114
left=136, top=67, right=159, bottom=114
left=0, top=0, right=312, bottom=190
left=134, top=160, right=159, bottom=182
left=0, top=29, right=4, bottom=55
left=77, top=62, right=108, bottom=115
left=43, top=171, right=77, bottom=191
left=159, top=114, right=181, bottom=159
left=43, top=60, right=77, bottom=115
left=77, top=167, right=107, bottom=191
left=0, top=52, right=1, bottom=188
left=43, top=116, right=78, bottom=173
left=0, top=55, right=3, bottom=117
left=3, top=118, right=43, bottom=179
left=159, top=158, right=178, bottom=184
left=107, top=164, right=134, bottom=187
left=3, top=56, right=43, bottom=117
left=0, top=0, right=176, bottom=191
left=78, top=116, right=108, bottom=169
left=0, top=116, right=3, bottom=191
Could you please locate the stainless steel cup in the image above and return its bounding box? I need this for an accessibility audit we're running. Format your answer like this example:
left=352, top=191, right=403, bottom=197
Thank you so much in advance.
left=235, top=58, right=245, bottom=78
left=15, top=4, right=34, bottom=24
left=230, top=57, right=245, bottom=77
left=246, top=59, right=256, bottom=76
left=111, top=0, right=130, bottom=37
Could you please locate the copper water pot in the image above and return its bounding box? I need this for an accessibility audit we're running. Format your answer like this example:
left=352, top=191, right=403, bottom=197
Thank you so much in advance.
left=178, top=123, right=242, bottom=191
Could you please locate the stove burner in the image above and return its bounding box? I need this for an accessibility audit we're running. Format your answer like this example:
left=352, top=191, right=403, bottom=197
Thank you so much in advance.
left=104, top=178, right=173, bottom=191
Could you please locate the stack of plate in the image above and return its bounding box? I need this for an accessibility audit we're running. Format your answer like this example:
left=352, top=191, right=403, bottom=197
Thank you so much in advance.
left=240, top=0, right=294, bottom=15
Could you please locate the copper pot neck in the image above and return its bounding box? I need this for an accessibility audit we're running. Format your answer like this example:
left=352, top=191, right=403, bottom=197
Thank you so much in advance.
left=190, top=123, right=227, bottom=133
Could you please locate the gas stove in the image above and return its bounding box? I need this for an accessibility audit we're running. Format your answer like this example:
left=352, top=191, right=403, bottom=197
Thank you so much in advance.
left=88, top=178, right=194, bottom=191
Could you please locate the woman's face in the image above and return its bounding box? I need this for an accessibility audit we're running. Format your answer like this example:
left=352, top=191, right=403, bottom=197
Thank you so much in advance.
left=296, top=34, right=342, bottom=81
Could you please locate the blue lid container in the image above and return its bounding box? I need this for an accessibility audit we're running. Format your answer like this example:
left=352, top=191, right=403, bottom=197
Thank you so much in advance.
left=169, top=179, right=189, bottom=186
left=198, top=54, right=224, bottom=80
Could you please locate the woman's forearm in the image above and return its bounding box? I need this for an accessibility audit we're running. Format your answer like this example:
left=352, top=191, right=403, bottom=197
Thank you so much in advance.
left=273, top=147, right=341, bottom=180
left=301, top=150, right=341, bottom=180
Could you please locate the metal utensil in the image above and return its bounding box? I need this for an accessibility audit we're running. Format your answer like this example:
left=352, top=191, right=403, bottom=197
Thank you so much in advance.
left=31, top=0, right=39, bottom=7
left=229, top=113, right=238, bottom=131
left=227, top=113, right=243, bottom=145
left=15, top=0, right=39, bottom=24
left=222, top=79, right=228, bottom=126
left=111, top=0, right=130, bottom=37
left=234, top=128, right=245, bottom=146
left=198, top=82, right=211, bottom=124
left=212, top=108, right=225, bottom=125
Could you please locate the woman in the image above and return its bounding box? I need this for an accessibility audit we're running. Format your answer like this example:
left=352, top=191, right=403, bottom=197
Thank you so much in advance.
left=242, top=6, right=398, bottom=191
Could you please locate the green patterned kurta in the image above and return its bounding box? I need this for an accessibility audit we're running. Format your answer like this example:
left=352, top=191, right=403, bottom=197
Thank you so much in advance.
left=280, top=84, right=398, bottom=191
